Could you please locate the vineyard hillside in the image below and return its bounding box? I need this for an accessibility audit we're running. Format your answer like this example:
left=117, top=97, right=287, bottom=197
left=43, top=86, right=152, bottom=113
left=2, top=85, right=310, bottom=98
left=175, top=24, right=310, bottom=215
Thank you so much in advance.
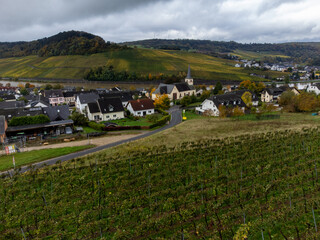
left=0, top=49, right=286, bottom=81
left=2, top=113, right=320, bottom=238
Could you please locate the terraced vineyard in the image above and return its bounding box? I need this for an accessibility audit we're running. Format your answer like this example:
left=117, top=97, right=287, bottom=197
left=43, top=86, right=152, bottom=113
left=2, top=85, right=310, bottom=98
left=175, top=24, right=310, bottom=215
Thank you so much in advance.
left=1, top=128, right=320, bottom=239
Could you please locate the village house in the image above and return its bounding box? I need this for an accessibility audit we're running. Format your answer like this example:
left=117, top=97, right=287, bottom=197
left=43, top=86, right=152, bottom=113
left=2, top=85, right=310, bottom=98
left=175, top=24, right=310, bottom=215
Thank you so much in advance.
left=43, top=105, right=70, bottom=121
left=261, top=87, right=285, bottom=103
left=100, top=91, right=134, bottom=107
left=44, top=89, right=65, bottom=106
left=126, top=98, right=155, bottom=117
left=87, top=98, right=125, bottom=121
left=25, top=95, right=50, bottom=108
left=196, top=93, right=246, bottom=117
left=152, top=65, right=196, bottom=101
left=306, top=83, right=320, bottom=95
left=63, top=91, right=77, bottom=106
left=0, top=107, right=43, bottom=121
left=225, top=90, right=259, bottom=107
left=75, top=92, right=100, bottom=114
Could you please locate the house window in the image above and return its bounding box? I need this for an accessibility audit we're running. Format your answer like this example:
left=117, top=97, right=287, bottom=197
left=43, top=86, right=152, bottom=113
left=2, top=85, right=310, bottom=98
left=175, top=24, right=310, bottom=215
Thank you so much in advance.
left=113, top=114, right=116, bottom=118
left=94, top=115, right=99, bottom=120
left=148, top=111, right=151, bottom=113
left=106, top=115, right=110, bottom=119
left=109, top=105, right=114, bottom=112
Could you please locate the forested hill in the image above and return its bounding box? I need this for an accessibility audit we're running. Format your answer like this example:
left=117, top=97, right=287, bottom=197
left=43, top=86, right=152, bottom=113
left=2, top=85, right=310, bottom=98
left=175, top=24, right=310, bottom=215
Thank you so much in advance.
left=0, top=31, right=123, bottom=58
left=123, top=39, right=320, bottom=64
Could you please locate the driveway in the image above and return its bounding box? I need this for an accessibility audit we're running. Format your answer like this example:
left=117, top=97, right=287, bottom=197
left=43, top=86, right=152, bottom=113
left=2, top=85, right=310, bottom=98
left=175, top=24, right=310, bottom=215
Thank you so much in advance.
left=1, top=106, right=182, bottom=176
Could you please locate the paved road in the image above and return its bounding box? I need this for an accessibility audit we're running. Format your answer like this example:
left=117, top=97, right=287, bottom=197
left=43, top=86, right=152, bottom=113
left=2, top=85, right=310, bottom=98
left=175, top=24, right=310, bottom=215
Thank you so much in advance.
left=1, top=106, right=182, bottom=176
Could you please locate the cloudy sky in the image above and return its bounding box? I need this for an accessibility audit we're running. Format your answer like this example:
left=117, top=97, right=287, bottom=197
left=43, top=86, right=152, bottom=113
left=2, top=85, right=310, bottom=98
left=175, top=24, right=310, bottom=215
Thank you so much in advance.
left=1, top=0, right=319, bottom=43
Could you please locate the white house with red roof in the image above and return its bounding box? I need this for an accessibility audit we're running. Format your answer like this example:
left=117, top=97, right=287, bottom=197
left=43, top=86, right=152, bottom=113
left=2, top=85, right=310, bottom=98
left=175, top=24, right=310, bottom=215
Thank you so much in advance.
left=126, top=98, right=155, bottom=117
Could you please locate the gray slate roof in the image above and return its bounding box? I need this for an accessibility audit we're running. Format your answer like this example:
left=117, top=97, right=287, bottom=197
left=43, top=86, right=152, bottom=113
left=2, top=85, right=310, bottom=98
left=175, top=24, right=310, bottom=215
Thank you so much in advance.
left=154, top=82, right=194, bottom=95
left=77, top=93, right=99, bottom=104
left=98, top=98, right=124, bottom=114
left=44, top=89, right=64, bottom=98
left=88, top=102, right=100, bottom=114
left=99, top=92, right=133, bottom=103
left=186, top=65, right=192, bottom=79
left=225, top=90, right=259, bottom=101
left=208, top=94, right=246, bottom=108
left=0, top=108, right=43, bottom=120
left=264, top=87, right=285, bottom=96
left=154, top=83, right=175, bottom=95
left=0, top=101, right=25, bottom=109
left=43, top=105, right=70, bottom=121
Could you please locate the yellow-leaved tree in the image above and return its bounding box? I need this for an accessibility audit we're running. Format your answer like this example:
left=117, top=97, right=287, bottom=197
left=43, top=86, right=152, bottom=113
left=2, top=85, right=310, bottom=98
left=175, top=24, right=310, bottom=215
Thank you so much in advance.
left=241, top=91, right=252, bottom=107
left=154, top=94, right=170, bottom=110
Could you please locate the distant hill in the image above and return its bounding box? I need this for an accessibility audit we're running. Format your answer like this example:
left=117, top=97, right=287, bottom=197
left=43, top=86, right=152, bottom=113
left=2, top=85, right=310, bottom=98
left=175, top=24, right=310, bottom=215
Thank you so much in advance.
left=123, top=39, right=320, bottom=64
left=0, top=31, right=123, bottom=58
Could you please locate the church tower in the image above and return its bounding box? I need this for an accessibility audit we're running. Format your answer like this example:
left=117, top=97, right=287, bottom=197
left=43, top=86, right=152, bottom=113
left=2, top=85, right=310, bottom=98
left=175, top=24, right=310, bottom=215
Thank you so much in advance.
left=185, top=65, right=193, bottom=86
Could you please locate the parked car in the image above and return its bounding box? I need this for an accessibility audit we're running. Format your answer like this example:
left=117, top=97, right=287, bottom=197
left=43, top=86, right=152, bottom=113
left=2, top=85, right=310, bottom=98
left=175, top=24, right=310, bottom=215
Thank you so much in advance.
left=65, top=127, right=73, bottom=134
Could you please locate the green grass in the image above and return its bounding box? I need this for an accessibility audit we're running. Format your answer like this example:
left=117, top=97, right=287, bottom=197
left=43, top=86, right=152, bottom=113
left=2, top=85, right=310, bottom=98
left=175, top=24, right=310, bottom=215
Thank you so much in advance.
left=0, top=48, right=283, bottom=81
left=186, top=101, right=202, bottom=107
left=82, top=126, right=104, bottom=133
left=108, top=116, right=155, bottom=126
left=184, top=110, right=204, bottom=120
left=0, top=145, right=94, bottom=171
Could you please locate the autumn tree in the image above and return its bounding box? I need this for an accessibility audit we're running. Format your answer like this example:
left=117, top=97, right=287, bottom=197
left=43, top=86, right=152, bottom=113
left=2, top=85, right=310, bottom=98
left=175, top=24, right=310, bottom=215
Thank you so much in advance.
left=154, top=94, right=170, bottom=110
left=218, top=105, right=227, bottom=118
left=278, top=90, right=297, bottom=112
left=233, top=106, right=245, bottom=119
left=239, top=80, right=265, bottom=93
left=297, top=92, right=319, bottom=112
left=241, top=91, right=252, bottom=107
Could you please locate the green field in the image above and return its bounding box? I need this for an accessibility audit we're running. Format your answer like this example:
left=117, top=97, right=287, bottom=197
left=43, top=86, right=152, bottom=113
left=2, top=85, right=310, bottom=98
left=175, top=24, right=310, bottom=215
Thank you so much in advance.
left=0, top=145, right=94, bottom=171
left=0, top=49, right=287, bottom=81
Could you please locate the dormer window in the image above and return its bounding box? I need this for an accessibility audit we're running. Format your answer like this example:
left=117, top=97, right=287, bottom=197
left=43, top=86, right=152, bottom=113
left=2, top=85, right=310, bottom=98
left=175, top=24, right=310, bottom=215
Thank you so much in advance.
left=109, top=105, right=114, bottom=112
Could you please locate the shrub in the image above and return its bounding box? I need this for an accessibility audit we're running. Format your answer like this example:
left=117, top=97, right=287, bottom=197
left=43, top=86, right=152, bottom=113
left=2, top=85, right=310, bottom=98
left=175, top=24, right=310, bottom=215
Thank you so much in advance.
left=146, top=114, right=162, bottom=123
left=150, top=114, right=171, bottom=128
left=9, top=114, right=50, bottom=127
left=69, top=112, right=88, bottom=126
left=88, top=121, right=105, bottom=131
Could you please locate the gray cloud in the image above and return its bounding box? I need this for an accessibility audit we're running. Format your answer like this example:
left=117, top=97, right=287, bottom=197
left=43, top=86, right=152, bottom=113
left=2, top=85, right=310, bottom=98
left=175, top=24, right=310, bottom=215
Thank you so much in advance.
left=0, top=0, right=319, bottom=43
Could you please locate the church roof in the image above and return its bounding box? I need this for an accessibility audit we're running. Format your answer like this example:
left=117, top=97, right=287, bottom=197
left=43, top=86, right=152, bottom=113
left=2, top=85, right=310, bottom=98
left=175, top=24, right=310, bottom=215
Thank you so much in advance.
left=186, top=65, right=192, bottom=79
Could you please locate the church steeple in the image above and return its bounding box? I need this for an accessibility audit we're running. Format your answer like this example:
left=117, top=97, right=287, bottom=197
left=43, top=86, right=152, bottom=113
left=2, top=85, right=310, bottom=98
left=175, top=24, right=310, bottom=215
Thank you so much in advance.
left=185, top=64, right=193, bottom=85
left=187, top=65, right=192, bottom=79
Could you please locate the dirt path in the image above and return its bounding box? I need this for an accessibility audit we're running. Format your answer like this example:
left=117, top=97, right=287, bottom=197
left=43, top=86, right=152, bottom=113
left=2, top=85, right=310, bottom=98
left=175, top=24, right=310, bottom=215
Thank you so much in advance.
left=3, top=134, right=144, bottom=153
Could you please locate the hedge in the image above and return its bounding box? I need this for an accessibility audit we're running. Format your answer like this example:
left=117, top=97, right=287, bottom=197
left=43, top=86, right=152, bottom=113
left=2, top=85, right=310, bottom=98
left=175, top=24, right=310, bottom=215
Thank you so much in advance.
left=104, top=126, right=144, bottom=131
left=150, top=114, right=171, bottom=128
left=88, top=121, right=105, bottom=131
left=156, top=108, right=169, bottom=116
left=9, top=114, right=50, bottom=127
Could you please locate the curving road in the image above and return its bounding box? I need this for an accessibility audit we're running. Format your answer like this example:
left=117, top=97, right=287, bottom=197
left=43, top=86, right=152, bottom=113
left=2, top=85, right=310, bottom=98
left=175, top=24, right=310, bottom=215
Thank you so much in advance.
left=1, top=106, right=182, bottom=176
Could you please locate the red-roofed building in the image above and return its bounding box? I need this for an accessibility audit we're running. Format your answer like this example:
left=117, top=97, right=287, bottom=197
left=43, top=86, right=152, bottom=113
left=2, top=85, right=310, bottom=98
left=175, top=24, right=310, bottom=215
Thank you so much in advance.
left=126, top=98, right=155, bottom=117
